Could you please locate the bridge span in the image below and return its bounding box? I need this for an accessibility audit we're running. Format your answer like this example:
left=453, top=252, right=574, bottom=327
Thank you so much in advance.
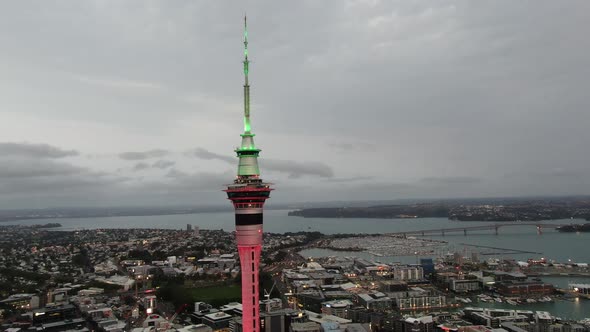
left=386, top=222, right=571, bottom=237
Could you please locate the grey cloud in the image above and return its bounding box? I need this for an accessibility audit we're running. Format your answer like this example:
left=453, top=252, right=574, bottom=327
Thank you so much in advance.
left=503, top=168, right=584, bottom=179
left=192, top=148, right=334, bottom=178
left=166, top=168, right=189, bottom=179
left=132, top=160, right=175, bottom=171
left=544, top=168, right=582, bottom=177
left=133, top=162, right=150, bottom=171
left=146, top=169, right=232, bottom=192
left=152, top=160, right=175, bottom=169
left=72, top=74, right=164, bottom=92
left=0, top=174, right=127, bottom=196
left=261, top=159, right=334, bottom=179
left=323, top=176, right=374, bottom=183
left=329, top=142, right=377, bottom=153
left=0, top=142, right=78, bottom=158
left=119, top=149, right=169, bottom=160
left=0, top=157, right=129, bottom=205
left=191, top=148, right=234, bottom=163
left=419, top=176, right=482, bottom=184
left=0, top=159, right=85, bottom=178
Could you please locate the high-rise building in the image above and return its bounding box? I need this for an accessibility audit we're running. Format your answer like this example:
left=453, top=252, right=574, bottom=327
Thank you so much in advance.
left=224, top=17, right=273, bottom=332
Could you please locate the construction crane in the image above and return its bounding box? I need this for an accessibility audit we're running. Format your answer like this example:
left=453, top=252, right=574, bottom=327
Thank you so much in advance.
left=168, top=303, right=188, bottom=324
left=264, top=280, right=277, bottom=300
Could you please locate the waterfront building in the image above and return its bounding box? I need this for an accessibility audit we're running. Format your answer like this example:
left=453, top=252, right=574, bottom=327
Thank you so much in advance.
left=501, top=321, right=535, bottom=332
left=463, top=308, right=534, bottom=329
left=395, top=295, right=447, bottom=311
left=570, top=283, right=590, bottom=295
left=484, top=271, right=527, bottom=282
left=495, top=281, right=554, bottom=297
left=392, top=265, right=424, bottom=281
left=224, top=17, right=273, bottom=332
left=450, top=279, right=481, bottom=293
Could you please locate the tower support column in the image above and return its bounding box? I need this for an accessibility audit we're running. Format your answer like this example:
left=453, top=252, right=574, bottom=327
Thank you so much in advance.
left=238, top=245, right=261, bottom=332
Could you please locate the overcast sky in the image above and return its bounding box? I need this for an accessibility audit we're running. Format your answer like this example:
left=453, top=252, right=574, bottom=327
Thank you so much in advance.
left=1, top=1, right=589, bottom=209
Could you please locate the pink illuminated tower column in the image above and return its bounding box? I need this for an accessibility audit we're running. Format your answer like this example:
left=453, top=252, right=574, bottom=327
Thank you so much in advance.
left=224, top=16, right=273, bottom=332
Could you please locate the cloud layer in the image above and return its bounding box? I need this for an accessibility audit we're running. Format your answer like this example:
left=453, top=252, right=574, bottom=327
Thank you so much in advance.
left=0, top=2, right=589, bottom=207
left=0, top=142, right=78, bottom=158
left=119, top=149, right=170, bottom=161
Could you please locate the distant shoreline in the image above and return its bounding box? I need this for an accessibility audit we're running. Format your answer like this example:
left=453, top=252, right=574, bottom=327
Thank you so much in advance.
left=288, top=198, right=590, bottom=222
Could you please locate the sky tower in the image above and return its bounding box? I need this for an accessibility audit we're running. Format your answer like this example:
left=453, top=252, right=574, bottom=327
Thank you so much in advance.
left=224, top=17, right=273, bottom=332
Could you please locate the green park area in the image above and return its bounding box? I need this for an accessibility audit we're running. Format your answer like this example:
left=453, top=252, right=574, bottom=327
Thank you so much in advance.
left=158, top=283, right=242, bottom=308
left=187, top=284, right=242, bottom=304
left=156, top=272, right=278, bottom=308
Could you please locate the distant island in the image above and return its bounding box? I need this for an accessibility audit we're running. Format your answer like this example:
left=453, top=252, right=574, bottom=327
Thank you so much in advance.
left=288, top=197, right=590, bottom=222
left=0, top=223, right=61, bottom=229
left=0, top=206, right=232, bottom=223
left=288, top=204, right=449, bottom=219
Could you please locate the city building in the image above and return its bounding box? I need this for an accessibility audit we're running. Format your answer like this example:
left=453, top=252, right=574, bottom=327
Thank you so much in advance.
left=290, top=322, right=321, bottom=332
left=463, top=308, right=532, bottom=329
left=0, top=294, right=39, bottom=310
left=570, top=284, right=590, bottom=295
left=203, top=311, right=233, bottom=330
left=450, top=279, right=481, bottom=293
left=392, top=265, right=424, bottom=281
left=177, top=324, right=213, bottom=332
left=32, top=304, right=77, bottom=324
left=224, top=16, right=274, bottom=332
left=420, top=259, right=435, bottom=276
left=321, top=299, right=353, bottom=318
left=395, top=316, right=435, bottom=332
left=354, top=292, right=392, bottom=311
left=495, top=281, right=554, bottom=297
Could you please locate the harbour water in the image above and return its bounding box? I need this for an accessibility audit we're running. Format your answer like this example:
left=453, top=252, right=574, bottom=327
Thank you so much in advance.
left=7, top=210, right=588, bottom=262
left=4, top=210, right=590, bottom=319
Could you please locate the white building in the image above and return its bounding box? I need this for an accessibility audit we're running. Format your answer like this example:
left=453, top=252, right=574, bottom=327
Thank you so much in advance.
left=392, top=266, right=424, bottom=281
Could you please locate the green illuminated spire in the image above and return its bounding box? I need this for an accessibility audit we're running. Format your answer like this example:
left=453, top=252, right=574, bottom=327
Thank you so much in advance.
left=234, top=15, right=260, bottom=177
left=243, top=15, right=251, bottom=134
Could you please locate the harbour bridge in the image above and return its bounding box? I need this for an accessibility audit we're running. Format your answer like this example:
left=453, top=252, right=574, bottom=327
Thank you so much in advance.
left=385, top=222, right=572, bottom=237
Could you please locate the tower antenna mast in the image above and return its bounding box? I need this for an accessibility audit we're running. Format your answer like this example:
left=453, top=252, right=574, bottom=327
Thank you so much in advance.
left=243, top=15, right=251, bottom=134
